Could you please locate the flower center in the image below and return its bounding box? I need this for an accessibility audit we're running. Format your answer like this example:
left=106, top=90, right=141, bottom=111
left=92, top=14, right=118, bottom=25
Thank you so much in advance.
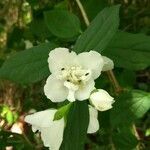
left=58, top=66, right=91, bottom=102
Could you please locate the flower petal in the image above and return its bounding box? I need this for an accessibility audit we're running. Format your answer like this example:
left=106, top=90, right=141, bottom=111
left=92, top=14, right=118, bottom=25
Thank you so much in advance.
left=44, top=75, right=68, bottom=102
left=87, top=105, right=99, bottom=134
left=24, top=109, right=65, bottom=150
left=102, top=56, right=114, bottom=71
left=75, top=80, right=95, bottom=101
left=48, top=47, right=77, bottom=75
left=25, top=109, right=56, bottom=128
left=40, top=120, right=64, bottom=150
left=77, top=51, right=104, bottom=79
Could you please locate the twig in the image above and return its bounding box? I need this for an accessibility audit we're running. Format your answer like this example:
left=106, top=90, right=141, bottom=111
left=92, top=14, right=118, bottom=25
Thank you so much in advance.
left=75, top=0, right=90, bottom=26
left=106, top=70, right=123, bottom=94
left=133, top=124, right=141, bottom=150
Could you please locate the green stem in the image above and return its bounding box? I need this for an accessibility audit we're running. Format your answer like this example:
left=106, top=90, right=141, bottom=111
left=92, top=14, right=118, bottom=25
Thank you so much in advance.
left=132, top=124, right=141, bottom=150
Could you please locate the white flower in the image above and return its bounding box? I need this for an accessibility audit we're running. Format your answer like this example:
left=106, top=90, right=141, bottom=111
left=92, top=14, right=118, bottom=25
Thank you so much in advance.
left=25, top=106, right=99, bottom=150
left=44, top=47, right=105, bottom=102
left=90, top=89, right=114, bottom=111
left=24, top=109, right=65, bottom=150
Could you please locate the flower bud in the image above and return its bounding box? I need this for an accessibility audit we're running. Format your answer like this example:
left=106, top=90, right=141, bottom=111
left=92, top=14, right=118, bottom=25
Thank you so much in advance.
left=90, top=89, right=114, bottom=111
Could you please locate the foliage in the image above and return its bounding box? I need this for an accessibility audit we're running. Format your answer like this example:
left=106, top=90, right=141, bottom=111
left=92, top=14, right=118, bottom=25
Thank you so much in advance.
left=0, top=0, right=150, bottom=150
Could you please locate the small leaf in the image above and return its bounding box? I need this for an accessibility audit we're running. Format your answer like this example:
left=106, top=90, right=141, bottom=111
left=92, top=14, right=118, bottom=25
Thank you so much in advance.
left=0, top=42, right=56, bottom=84
left=6, top=110, right=14, bottom=125
left=30, top=19, right=52, bottom=39
left=54, top=103, right=72, bottom=121
left=113, top=126, right=138, bottom=149
left=117, top=69, right=136, bottom=89
left=103, top=31, right=150, bottom=70
left=110, top=90, right=150, bottom=127
left=145, top=128, right=150, bottom=137
left=74, top=5, right=120, bottom=53
left=1, top=105, right=9, bottom=117
left=44, top=9, right=81, bottom=38
left=60, top=101, right=89, bottom=150
left=13, top=112, right=19, bottom=122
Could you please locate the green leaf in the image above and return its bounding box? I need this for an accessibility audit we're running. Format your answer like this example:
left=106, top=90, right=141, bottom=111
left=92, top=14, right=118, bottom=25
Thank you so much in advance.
left=0, top=130, right=34, bottom=149
left=6, top=110, right=14, bottom=125
left=60, top=101, right=89, bottom=150
left=54, top=103, right=72, bottom=121
left=112, top=126, right=138, bottom=150
left=54, top=1, right=68, bottom=9
left=103, top=31, right=150, bottom=70
left=110, top=90, right=150, bottom=127
left=13, top=112, right=19, bottom=122
left=44, top=9, right=81, bottom=38
left=74, top=5, right=120, bottom=53
left=1, top=105, right=9, bottom=117
left=117, top=69, right=136, bottom=89
left=145, top=128, right=150, bottom=137
left=0, top=42, right=56, bottom=84
left=30, top=19, right=52, bottom=39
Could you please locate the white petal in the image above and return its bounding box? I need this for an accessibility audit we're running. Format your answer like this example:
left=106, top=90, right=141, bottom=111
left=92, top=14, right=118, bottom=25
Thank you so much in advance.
left=44, top=75, right=68, bottom=102
left=77, top=51, right=104, bottom=79
left=87, top=105, right=99, bottom=134
left=90, top=89, right=114, bottom=111
left=24, top=109, right=65, bottom=150
left=24, top=109, right=56, bottom=128
left=48, top=47, right=77, bottom=75
left=75, top=80, right=95, bottom=101
left=64, top=81, right=79, bottom=102
left=40, top=120, right=64, bottom=150
left=102, top=56, right=114, bottom=71
left=32, top=126, right=38, bottom=132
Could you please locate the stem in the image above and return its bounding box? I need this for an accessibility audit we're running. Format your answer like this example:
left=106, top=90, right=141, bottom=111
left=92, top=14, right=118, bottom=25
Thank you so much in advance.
left=75, top=0, right=90, bottom=26
left=107, top=70, right=123, bottom=94
left=132, top=124, right=141, bottom=150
